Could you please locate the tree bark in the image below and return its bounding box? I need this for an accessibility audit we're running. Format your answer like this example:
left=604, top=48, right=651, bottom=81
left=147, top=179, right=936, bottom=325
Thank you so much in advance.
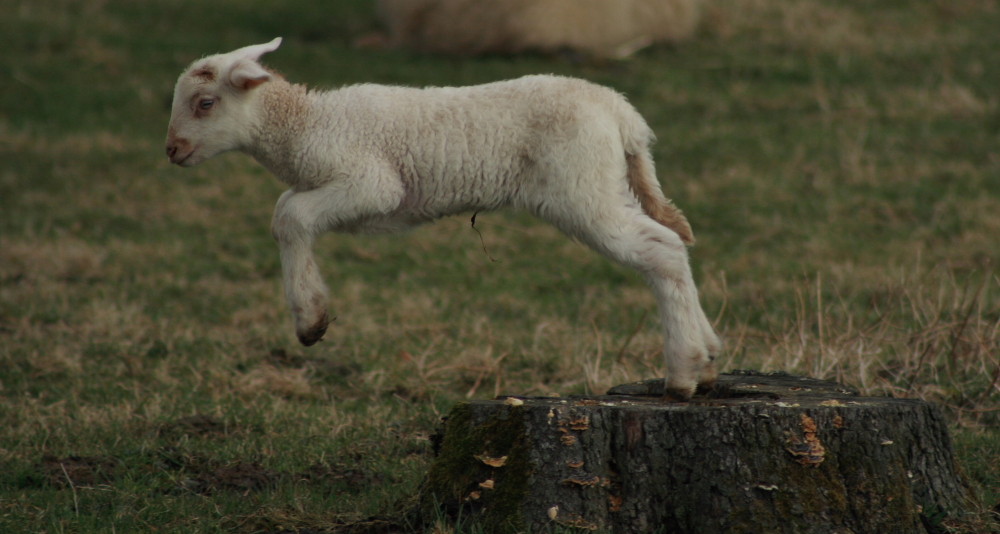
left=421, top=371, right=976, bottom=533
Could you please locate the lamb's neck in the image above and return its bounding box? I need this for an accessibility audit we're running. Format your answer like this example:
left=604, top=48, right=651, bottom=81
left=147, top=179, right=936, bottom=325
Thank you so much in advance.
left=247, top=79, right=313, bottom=186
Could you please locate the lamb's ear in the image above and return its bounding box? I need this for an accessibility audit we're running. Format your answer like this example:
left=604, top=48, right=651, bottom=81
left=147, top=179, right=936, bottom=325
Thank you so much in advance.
left=225, top=37, right=281, bottom=90
left=228, top=60, right=272, bottom=90
left=231, top=37, right=283, bottom=63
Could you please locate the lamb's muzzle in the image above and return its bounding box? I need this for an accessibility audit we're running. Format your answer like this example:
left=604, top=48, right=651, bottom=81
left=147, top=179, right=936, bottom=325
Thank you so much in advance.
left=165, top=122, right=196, bottom=165
left=165, top=139, right=191, bottom=165
left=164, top=38, right=721, bottom=399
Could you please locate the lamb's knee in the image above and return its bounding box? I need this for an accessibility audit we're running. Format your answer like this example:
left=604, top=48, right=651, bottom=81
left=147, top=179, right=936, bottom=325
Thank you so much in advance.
left=568, top=215, right=684, bottom=278
left=271, top=207, right=304, bottom=244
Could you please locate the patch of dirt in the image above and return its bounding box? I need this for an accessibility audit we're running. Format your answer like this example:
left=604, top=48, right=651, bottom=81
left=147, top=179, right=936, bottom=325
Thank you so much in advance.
left=158, top=414, right=228, bottom=438
left=155, top=448, right=384, bottom=496
left=157, top=414, right=259, bottom=441
left=245, top=517, right=411, bottom=534
left=151, top=449, right=278, bottom=495
left=33, top=452, right=412, bottom=532
left=266, top=348, right=363, bottom=384
left=38, top=455, right=119, bottom=487
left=183, top=460, right=281, bottom=495
left=32, top=444, right=389, bottom=500
left=297, top=462, right=384, bottom=491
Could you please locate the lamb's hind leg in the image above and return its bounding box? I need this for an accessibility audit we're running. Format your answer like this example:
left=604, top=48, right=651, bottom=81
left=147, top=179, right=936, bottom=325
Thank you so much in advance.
left=546, top=203, right=721, bottom=399
left=645, top=254, right=722, bottom=399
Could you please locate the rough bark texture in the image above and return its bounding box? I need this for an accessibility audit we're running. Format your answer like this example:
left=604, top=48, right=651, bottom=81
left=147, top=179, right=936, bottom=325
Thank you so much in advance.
left=421, top=371, right=976, bottom=533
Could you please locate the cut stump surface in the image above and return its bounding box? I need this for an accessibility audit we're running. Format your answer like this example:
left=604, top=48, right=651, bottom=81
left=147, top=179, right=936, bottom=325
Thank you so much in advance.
left=422, top=371, right=976, bottom=534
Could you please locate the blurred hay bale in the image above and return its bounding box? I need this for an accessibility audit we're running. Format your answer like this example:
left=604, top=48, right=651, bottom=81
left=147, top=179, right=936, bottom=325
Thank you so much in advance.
left=376, top=0, right=702, bottom=58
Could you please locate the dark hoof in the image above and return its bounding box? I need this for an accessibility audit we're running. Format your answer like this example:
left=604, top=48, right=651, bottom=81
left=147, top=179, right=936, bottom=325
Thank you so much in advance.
left=696, top=379, right=718, bottom=394
left=297, top=314, right=331, bottom=346
left=662, top=387, right=694, bottom=402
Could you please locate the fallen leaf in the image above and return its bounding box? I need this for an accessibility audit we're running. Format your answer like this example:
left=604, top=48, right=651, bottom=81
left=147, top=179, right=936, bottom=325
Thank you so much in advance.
left=474, top=454, right=508, bottom=467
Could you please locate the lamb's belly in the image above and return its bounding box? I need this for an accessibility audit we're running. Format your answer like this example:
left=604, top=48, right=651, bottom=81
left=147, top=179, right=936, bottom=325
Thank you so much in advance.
left=334, top=190, right=505, bottom=235
left=400, top=158, right=501, bottom=201
left=420, top=182, right=512, bottom=218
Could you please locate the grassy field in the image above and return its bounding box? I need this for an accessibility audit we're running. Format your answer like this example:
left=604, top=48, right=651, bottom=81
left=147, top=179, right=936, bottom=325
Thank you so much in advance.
left=2, top=0, right=998, bottom=532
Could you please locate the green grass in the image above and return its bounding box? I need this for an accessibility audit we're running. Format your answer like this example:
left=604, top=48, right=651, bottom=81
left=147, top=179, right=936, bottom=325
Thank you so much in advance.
left=2, top=0, right=998, bottom=532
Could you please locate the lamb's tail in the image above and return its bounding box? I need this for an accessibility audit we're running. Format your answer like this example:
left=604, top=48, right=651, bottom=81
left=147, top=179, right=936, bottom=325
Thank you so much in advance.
left=620, top=110, right=696, bottom=245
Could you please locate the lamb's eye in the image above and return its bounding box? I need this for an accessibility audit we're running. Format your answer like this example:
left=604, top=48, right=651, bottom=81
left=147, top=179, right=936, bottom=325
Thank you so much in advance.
left=198, top=98, right=215, bottom=111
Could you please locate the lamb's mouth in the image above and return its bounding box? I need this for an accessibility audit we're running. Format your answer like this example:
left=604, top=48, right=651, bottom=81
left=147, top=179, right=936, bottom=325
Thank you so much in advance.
left=171, top=149, right=196, bottom=166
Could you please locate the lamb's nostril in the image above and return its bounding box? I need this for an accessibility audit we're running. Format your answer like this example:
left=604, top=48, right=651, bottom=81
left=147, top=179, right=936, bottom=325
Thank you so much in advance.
left=166, top=145, right=177, bottom=159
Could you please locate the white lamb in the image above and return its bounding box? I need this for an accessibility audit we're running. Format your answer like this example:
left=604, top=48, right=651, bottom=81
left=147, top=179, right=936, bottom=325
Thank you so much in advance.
left=165, top=38, right=720, bottom=399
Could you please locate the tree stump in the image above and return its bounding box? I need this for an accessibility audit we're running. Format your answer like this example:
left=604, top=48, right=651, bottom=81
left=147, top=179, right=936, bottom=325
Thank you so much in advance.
left=421, top=371, right=976, bottom=533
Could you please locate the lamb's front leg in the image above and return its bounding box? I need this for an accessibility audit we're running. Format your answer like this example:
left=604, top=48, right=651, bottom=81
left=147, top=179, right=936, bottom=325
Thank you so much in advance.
left=269, top=169, right=407, bottom=345
left=272, top=190, right=331, bottom=346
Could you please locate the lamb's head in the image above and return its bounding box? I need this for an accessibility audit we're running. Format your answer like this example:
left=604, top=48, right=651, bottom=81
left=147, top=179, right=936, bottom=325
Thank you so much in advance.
left=165, top=38, right=282, bottom=166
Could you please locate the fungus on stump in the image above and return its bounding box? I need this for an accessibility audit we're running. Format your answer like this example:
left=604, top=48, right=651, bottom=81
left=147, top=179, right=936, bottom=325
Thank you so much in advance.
left=421, top=371, right=976, bottom=533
